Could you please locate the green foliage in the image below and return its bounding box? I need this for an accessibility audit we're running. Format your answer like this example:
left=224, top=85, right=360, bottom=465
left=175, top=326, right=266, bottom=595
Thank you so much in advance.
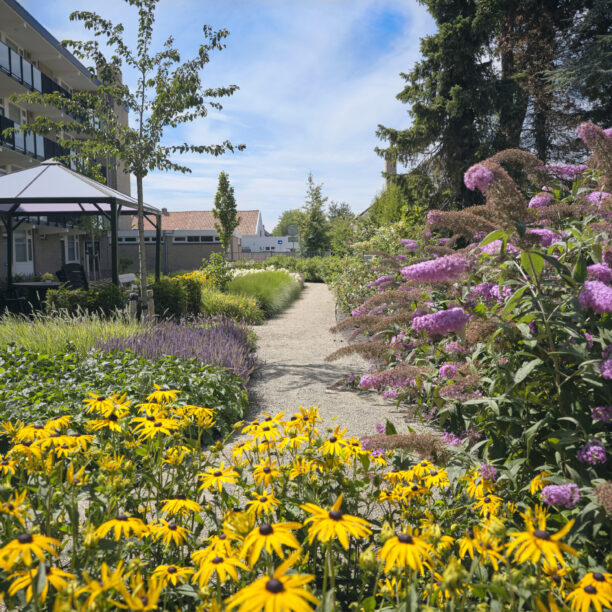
left=271, top=209, right=306, bottom=236
left=200, top=287, right=264, bottom=324
left=231, top=255, right=343, bottom=283
left=119, top=257, right=133, bottom=273
left=0, top=311, right=145, bottom=355
left=152, top=278, right=188, bottom=319
left=328, top=256, right=379, bottom=313
left=201, top=252, right=232, bottom=290
left=212, top=171, right=240, bottom=253
left=177, top=277, right=203, bottom=316
left=369, top=182, right=405, bottom=225
left=0, top=346, right=248, bottom=439
left=227, top=270, right=302, bottom=317
left=300, top=173, right=330, bottom=256
left=45, top=283, right=128, bottom=316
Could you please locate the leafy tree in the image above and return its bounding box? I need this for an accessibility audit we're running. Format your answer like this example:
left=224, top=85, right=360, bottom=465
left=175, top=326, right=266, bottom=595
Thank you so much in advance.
left=212, top=171, right=240, bottom=256
left=8, top=0, right=243, bottom=303
left=328, top=201, right=355, bottom=256
left=369, top=182, right=405, bottom=225
left=272, top=209, right=306, bottom=236
left=299, top=173, right=330, bottom=256
left=328, top=201, right=353, bottom=220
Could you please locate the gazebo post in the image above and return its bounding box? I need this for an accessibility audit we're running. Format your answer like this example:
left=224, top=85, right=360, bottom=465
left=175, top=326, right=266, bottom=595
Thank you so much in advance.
left=110, top=201, right=119, bottom=286
left=5, top=213, right=13, bottom=287
left=155, top=214, right=162, bottom=282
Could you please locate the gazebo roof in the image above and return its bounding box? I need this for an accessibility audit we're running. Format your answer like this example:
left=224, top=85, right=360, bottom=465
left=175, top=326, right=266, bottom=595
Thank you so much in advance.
left=0, top=159, right=160, bottom=216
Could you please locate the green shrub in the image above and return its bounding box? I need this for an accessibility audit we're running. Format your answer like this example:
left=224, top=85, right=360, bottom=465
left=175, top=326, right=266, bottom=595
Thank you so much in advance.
left=45, top=283, right=128, bottom=315
left=201, top=252, right=232, bottom=290
left=227, top=270, right=301, bottom=317
left=200, top=287, right=264, bottom=324
left=231, top=255, right=342, bottom=282
left=152, top=277, right=201, bottom=319
left=177, top=277, right=202, bottom=315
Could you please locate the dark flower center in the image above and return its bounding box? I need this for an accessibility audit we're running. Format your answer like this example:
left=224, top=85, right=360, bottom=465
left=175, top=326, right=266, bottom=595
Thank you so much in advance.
left=109, top=414, right=118, bottom=422
left=551, top=574, right=561, bottom=584
left=265, top=578, right=285, bottom=594
left=259, top=497, right=268, bottom=503
left=154, top=422, right=162, bottom=428
left=398, top=533, right=414, bottom=545
left=420, top=462, right=428, bottom=467
left=467, top=529, right=474, bottom=539
left=263, top=467, right=271, bottom=474
left=259, top=524, right=274, bottom=536
left=45, top=566, right=51, bottom=575
left=1, top=460, right=9, bottom=465
left=146, top=415, right=155, bottom=421
left=213, top=471, right=222, bottom=477
left=7, top=503, right=14, bottom=511
left=167, top=566, right=177, bottom=574
left=290, top=416, right=298, bottom=421
left=175, top=494, right=186, bottom=500
left=168, top=522, right=177, bottom=531
left=117, top=514, right=128, bottom=521
left=21, top=441, right=32, bottom=447
left=328, top=510, right=343, bottom=521
left=429, top=471, right=438, bottom=477
left=212, top=556, right=224, bottom=564
left=533, top=529, right=550, bottom=540
left=73, top=478, right=81, bottom=485
left=50, top=432, right=61, bottom=438
left=219, top=533, right=227, bottom=540
left=98, top=396, right=106, bottom=401
left=140, top=596, right=149, bottom=605
left=584, top=585, right=597, bottom=595
left=329, top=436, right=337, bottom=443
left=61, top=444, right=69, bottom=449
left=262, top=426, right=270, bottom=432
left=593, top=573, right=604, bottom=581
left=483, top=497, right=491, bottom=503
left=18, top=533, right=33, bottom=544
left=411, top=485, right=419, bottom=491
left=33, top=424, right=44, bottom=429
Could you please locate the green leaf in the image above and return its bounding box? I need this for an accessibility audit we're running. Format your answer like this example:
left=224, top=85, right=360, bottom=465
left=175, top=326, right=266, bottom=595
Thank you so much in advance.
left=513, top=358, right=543, bottom=385
left=572, top=255, right=587, bottom=283
left=521, top=251, right=545, bottom=280
left=479, top=230, right=508, bottom=248
left=385, top=419, right=398, bottom=435
left=501, top=286, right=527, bottom=318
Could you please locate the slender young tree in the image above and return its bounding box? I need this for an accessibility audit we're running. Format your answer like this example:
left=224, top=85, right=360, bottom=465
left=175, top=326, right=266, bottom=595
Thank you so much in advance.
left=9, top=0, right=243, bottom=303
left=212, top=171, right=240, bottom=257
left=300, top=173, right=330, bottom=256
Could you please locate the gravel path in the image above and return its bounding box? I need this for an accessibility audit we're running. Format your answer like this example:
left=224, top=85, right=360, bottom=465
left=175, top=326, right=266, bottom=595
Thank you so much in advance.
left=244, top=282, right=434, bottom=439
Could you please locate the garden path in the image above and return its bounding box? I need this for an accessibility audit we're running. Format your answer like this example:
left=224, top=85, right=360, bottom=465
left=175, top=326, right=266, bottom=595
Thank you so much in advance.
left=243, top=282, right=434, bottom=439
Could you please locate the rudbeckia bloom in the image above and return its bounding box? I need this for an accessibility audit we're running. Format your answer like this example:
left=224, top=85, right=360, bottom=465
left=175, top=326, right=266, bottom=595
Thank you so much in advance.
left=225, top=550, right=319, bottom=612
left=301, top=493, right=371, bottom=550
left=199, top=462, right=239, bottom=492
left=0, top=533, right=60, bottom=570
left=530, top=471, right=551, bottom=495
left=161, top=495, right=202, bottom=516
left=424, top=469, right=450, bottom=489
left=97, top=453, right=125, bottom=472
left=147, top=384, right=180, bottom=404
left=320, top=426, right=348, bottom=456
left=192, top=555, right=247, bottom=587
left=0, top=490, right=29, bottom=525
left=8, top=565, right=75, bottom=602
left=246, top=490, right=281, bottom=517
left=473, top=494, right=504, bottom=517
left=83, top=393, right=115, bottom=415
left=577, top=572, right=612, bottom=598
left=412, top=460, right=437, bottom=479
left=133, top=417, right=181, bottom=440
left=149, top=519, right=190, bottom=546
left=378, top=527, right=433, bottom=575
left=93, top=514, right=149, bottom=541
left=77, top=562, right=126, bottom=609
left=506, top=509, right=577, bottom=567
left=241, top=522, right=302, bottom=567
left=114, top=573, right=163, bottom=611
left=253, top=458, right=281, bottom=487
left=0, top=454, right=18, bottom=476
left=151, top=564, right=193, bottom=587
left=566, top=583, right=612, bottom=612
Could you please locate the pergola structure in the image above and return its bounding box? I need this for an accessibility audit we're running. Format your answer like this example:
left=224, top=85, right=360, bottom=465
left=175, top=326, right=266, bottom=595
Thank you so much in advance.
left=0, top=159, right=162, bottom=285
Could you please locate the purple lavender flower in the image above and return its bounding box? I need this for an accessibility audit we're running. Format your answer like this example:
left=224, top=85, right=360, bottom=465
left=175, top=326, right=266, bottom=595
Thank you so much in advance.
left=400, top=238, right=419, bottom=251
left=439, top=364, right=458, bottom=379
left=528, top=193, right=554, bottom=209
left=382, top=389, right=399, bottom=399
left=600, top=356, right=612, bottom=380
left=579, top=281, right=612, bottom=314
left=526, top=228, right=562, bottom=247
left=587, top=263, right=612, bottom=284
left=585, top=332, right=594, bottom=349
left=351, top=305, right=367, bottom=318
left=497, top=356, right=509, bottom=366
left=464, top=164, right=494, bottom=192
left=469, top=282, right=512, bottom=303
left=577, top=121, right=600, bottom=146
left=542, top=483, right=580, bottom=509
left=592, top=406, right=612, bottom=423
left=443, top=341, right=468, bottom=354
left=370, top=448, right=386, bottom=458
left=441, top=432, right=462, bottom=446
left=375, top=423, right=386, bottom=434
left=412, top=307, right=469, bottom=337
left=479, top=240, right=520, bottom=256
left=587, top=191, right=611, bottom=206
left=401, top=254, right=467, bottom=283
left=396, top=254, right=407, bottom=261
left=605, top=127, right=612, bottom=139
left=426, top=211, right=443, bottom=226
left=539, top=164, right=588, bottom=180
left=480, top=464, right=498, bottom=481
left=577, top=439, right=607, bottom=465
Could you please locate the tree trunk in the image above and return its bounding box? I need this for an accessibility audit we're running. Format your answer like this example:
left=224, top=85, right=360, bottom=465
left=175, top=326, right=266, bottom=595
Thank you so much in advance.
left=136, top=174, right=148, bottom=306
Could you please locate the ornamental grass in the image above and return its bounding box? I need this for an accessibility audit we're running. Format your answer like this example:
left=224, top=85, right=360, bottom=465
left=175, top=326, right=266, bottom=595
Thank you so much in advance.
left=0, top=395, right=610, bottom=610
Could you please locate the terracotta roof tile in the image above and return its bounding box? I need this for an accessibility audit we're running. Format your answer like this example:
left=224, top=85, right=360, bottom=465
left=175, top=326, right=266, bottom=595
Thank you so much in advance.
left=133, top=210, right=261, bottom=234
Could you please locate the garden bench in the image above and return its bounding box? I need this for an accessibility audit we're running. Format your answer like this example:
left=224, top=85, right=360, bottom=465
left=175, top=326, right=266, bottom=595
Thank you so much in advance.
left=118, top=273, right=138, bottom=290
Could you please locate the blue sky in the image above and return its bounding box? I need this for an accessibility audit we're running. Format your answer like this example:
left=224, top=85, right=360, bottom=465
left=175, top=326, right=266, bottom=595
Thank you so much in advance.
left=20, top=0, right=435, bottom=230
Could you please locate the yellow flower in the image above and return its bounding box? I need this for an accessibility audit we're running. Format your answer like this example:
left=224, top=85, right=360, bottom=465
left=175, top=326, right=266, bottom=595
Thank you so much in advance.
left=0, top=490, right=29, bottom=525
left=466, top=469, right=495, bottom=499
left=543, top=562, right=571, bottom=597
left=246, top=490, right=281, bottom=517
left=66, top=463, right=89, bottom=487
left=566, top=583, right=612, bottom=612
left=412, top=460, right=437, bottom=479
left=473, top=494, right=504, bottom=517
left=86, top=406, right=129, bottom=433
left=225, top=550, right=319, bottom=612
left=193, top=532, right=238, bottom=563
left=192, top=554, right=247, bottom=587
left=161, top=495, right=202, bottom=516
left=94, top=514, right=149, bottom=541
left=149, top=519, right=191, bottom=547
left=199, top=462, right=239, bottom=492
left=114, top=572, right=163, bottom=610
left=473, top=528, right=504, bottom=571
left=147, top=383, right=181, bottom=404
left=423, top=469, right=450, bottom=489
left=530, top=471, right=551, bottom=495
left=135, top=402, right=166, bottom=416
left=251, top=422, right=282, bottom=443
left=0, top=453, right=18, bottom=476
left=576, top=571, right=612, bottom=599
left=98, top=453, right=125, bottom=472
left=278, top=432, right=308, bottom=452
left=8, top=565, right=75, bottom=602
left=295, top=405, right=322, bottom=429
left=162, top=446, right=192, bottom=466
left=300, top=493, right=371, bottom=550
left=320, top=426, right=347, bottom=456
left=151, top=564, right=193, bottom=587
left=378, top=527, right=433, bottom=575
left=77, top=562, right=126, bottom=609
left=133, top=417, right=180, bottom=440
left=83, top=393, right=115, bottom=415
left=506, top=509, right=577, bottom=567
left=253, top=458, right=281, bottom=487
left=181, top=405, right=215, bottom=428
left=0, top=533, right=60, bottom=570
left=241, top=522, right=302, bottom=567
left=289, top=457, right=319, bottom=479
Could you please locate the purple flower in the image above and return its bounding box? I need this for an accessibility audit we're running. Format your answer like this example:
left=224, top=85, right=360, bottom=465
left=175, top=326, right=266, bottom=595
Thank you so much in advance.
left=587, top=263, right=612, bottom=284
left=412, top=307, right=469, bottom=336
left=375, top=423, right=386, bottom=434
left=479, top=240, right=520, bottom=256
left=396, top=254, right=407, bottom=261
left=526, top=228, right=562, bottom=247
left=400, top=238, right=418, bottom=251
left=439, top=364, right=458, bottom=379
left=579, top=281, right=612, bottom=314
left=442, top=432, right=462, bottom=446
left=443, top=341, right=468, bottom=354
left=382, top=389, right=399, bottom=399
left=351, top=305, right=367, bottom=318
left=468, top=282, right=513, bottom=303
left=464, top=164, right=494, bottom=192
left=427, top=211, right=443, bottom=226
left=480, top=464, right=498, bottom=481
left=370, top=448, right=386, bottom=458
left=497, top=356, right=509, bottom=366
left=539, top=164, right=588, bottom=180
left=592, top=406, right=612, bottom=423
left=600, top=356, right=612, bottom=380
left=587, top=191, right=611, bottom=206
left=605, top=127, right=612, bottom=139
left=577, top=121, right=601, bottom=146
left=585, top=332, right=594, bottom=349
left=577, top=439, right=607, bottom=465
left=542, top=484, right=580, bottom=509
left=528, top=193, right=554, bottom=209
left=401, top=254, right=467, bottom=283
left=369, top=275, right=396, bottom=289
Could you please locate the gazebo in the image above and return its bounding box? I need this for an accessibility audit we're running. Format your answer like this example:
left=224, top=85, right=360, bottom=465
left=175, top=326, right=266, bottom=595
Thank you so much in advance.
left=0, top=159, right=162, bottom=286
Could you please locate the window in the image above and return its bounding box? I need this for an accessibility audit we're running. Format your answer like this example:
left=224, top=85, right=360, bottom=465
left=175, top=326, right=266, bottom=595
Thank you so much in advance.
left=64, top=235, right=80, bottom=263
left=14, top=232, right=32, bottom=263
left=187, top=235, right=200, bottom=243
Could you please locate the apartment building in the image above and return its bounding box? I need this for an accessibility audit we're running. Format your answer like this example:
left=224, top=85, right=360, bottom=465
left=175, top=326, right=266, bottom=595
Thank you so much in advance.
left=0, top=0, right=131, bottom=280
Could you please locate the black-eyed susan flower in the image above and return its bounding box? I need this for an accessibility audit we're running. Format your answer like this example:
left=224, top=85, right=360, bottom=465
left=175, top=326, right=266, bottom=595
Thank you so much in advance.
left=151, top=564, right=193, bottom=587
left=289, top=458, right=322, bottom=479
left=162, top=445, right=191, bottom=466
left=133, top=417, right=181, bottom=440
left=66, top=463, right=88, bottom=487
left=225, top=550, right=319, bottom=612
left=231, top=440, right=254, bottom=464
left=241, top=522, right=302, bottom=566
left=465, top=468, right=496, bottom=499
left=473, top=494, right=504, bottom=517
left=161, top=495, right=202, bottom=516
left=0, top=533, right=60, bottom=570
left=83, top=393, right=115, bottom=415
left=149, top=519, right=190, bottom=546
left=412, top=460, right=437, bottom=479
left=114, top=572, right=163, bottom=610
left=566, top=583, right=612, bottom=612
left=192, top=554, right=247, bottom=587
left=543, top=562, right=571, bottom=597
left=423, top=469, right=450, bottom=489
left=506, top=508, right=577, bottom=567
left=86, top=406, right=129, bottom=433
left=8, top=441, right=42, bottom=462
left=77, top=562, right=126, bottom=609
left=278, top=432, right=308, bottom=452
left=97, top=453, right=125, bottom=472
left=246, top=490, right=281, bottom=517
left=199, top=462, right=239, bottom=492
left=0, top=453, right=18, bottom=476
left=295, top=405, right=322, bottom=428
left=320, top=426, right=347, bottom=456
left=251, top=422, right=282, bottom=443
left=192, top=533, right=238, bottom=564
left=473, top=529, right=504, bottom=571
left=0, top=490, right=29, bottom=525
left=135, top=402, right=166, bottom=417
left=8, top=565, right=75, bottom=602
left=530, top=471, right=551, bottom=495
left=378, top=527, right=433, bottom=575
left=94, top=514, right=149, bottom=541
left=301, top=493, right=371, bottom=550
left=577, top=571, right=612, bottom=598
left=253, top=458, right=281, bottom=487
left=147, top=383, right=180, bottom=404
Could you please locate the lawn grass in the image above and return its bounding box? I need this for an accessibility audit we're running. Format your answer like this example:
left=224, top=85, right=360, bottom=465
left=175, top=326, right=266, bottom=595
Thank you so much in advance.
left=200, top=287, right=264, bottom=324
left=227, top=270, right=301, bottom=317
left=0, top=310, right=146, bottom=355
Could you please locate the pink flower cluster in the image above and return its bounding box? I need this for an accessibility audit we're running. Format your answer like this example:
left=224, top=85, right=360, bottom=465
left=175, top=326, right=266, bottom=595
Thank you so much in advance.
left=539, top=164, right=588, bottom=180
left=479, top=240, right=520, bottom=256
left=605, top=127, right=612, bottom=139
left=441, top=432, right=462, bottom=446
left=426, top=211, right=442, bottom=226
left=359, top=371, right=410, bottom=390
left=480, top=464, right=498, bottom=480
left=577, top=439, right=607, bottom=465
left=577, top=121, right=600, bottom=146
left=401, top=254, right=467, bottom=283
left=443, top=340, right=468, bottom=354
left=368, top=275, right=396, bottom=289
left=464, top=164, right=494, bottom=192
left=526, top=228, right=562, bottom=247
left=578, top=281, right=612, bottom=314
left=542, top=484, right=580, bottom=509
left=469, top=282, right=513, bottom=303
left=592, top=406, right=612, bottom=423
left=351, top=304, right=367, bottom=318
left=528, top=193, right=554, bottom=209
left=438, top=364, right=458, bottom=379
left=400, top=238, right=418, bottom=251
left=412, top=307, right=469, bottom=336
left=587, top=263, right=612, bottom=284
left=587, top=191, right=611, bottom=205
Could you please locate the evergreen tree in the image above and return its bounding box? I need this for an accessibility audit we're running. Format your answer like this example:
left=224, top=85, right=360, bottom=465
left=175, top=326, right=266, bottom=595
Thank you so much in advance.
left=212, top=171, right=240, bottom=255
left=299, top=173, right=330, bottom=256
left=272, top=209, right=306, bottom=236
